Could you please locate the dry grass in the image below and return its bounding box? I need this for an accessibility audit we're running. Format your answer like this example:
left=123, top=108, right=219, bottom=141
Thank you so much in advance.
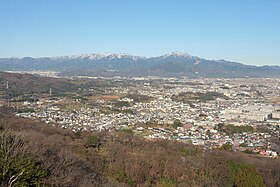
left=88, top=95, right=121, bottom=101
left=270, top=96, right=280, bottom=104
left=102, top=95, right=120, bottom=99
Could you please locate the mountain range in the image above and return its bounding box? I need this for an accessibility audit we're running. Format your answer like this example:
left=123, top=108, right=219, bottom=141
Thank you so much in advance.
left=0, top=51, right=279, bottom=78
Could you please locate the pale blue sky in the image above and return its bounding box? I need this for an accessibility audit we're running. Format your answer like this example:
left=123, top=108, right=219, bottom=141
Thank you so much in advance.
left=0, top=0, right=279, bottom=65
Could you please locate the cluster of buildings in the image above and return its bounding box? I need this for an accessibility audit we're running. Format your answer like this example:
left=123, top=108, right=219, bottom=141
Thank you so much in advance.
left=14, top=77, right=280, bottom=157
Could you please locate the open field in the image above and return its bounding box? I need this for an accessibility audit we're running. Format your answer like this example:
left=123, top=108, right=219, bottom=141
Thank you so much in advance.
left=88, top=95, right=121, bottom=101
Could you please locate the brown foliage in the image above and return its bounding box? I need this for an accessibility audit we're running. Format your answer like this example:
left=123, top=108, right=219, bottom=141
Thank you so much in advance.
left=0, top=108, right=279, bottom=186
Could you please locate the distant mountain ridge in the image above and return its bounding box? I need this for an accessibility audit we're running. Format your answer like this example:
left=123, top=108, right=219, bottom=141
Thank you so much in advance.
left=0, top=51, right=279, bottom=78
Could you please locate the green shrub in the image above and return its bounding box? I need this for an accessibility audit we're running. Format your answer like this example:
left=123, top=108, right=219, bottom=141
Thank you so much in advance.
left=216, top=124, right=254, bottom=136
left=239, top=143, right=248, bottom=148
left=0, top=131, right=47, bottom=186
left=73, top=131, right=81, bottom=139
left=243, top=149, right=254, bottom=154
left=114, top=101, right=130, bottom=108
left=220, top=143, right=233, bottom=151
left=181, top=147, right=190, bottom=157
left=113, top=170, right=136, bottom=187
left=227, top=160, right=265, bottom=187
left=85, top=135, right=101, bottom=148
left=158, top=178, right=176, bottom=187
left=118, top=128, right=134, bottom=135
left=173, top=119, right=183, bottom=129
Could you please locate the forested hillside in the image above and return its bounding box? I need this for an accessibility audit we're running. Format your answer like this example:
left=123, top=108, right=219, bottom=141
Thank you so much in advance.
left=0, top=108, right=279, bottom=187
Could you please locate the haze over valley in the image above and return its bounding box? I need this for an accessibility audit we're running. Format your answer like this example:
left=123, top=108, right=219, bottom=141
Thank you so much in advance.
left=1, top=51, right=280, bottom=78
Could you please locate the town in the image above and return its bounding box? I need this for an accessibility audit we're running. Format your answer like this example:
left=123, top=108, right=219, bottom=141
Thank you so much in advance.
left=7, top=75, right=279, bottom=158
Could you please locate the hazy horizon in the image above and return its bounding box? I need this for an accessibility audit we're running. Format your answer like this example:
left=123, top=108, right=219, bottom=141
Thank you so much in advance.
left=0, top=51, right=278, bottom=67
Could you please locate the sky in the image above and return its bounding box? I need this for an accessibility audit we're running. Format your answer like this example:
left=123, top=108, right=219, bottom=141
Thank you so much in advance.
left=0, top=0, right=279, bottom=66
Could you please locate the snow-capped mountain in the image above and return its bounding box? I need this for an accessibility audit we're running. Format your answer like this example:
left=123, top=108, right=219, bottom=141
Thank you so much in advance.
left=0, top=52, right=279, bottom=78
left=160, top=51, right=195, bottom=59
left=52, top=52, right=145, bottom=61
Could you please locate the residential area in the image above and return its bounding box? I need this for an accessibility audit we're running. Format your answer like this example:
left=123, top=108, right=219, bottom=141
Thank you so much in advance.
left=11, top=76, right=280, bottom=157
